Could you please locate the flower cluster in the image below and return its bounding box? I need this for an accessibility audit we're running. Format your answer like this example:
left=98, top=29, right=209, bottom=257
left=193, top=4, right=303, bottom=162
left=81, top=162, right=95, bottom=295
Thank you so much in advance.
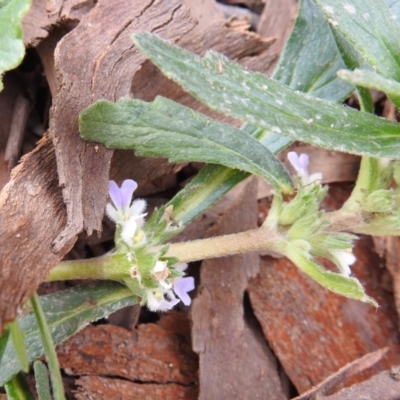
left=287, top=152, right=356, bottom=277
left=107, top=180, right=195, bottom=311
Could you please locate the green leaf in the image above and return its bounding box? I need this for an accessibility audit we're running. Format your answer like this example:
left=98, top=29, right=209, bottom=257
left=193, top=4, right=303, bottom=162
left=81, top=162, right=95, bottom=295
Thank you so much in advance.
left=338, top=69, right=400, bottom=109
left=9, top=320, right=28, bottom=372
left=132, top=32, right=400, bottom=159
left=314, top=0, right=400, bottom=81
left=4, top=372, right=34, bottom=400
left=0, top=281, right=137, bottom=385
left=0, top=0, right=31, bottom=91
left=274, top=0, right=353, bottom=102
left=79, top=97, right=293, bottom=194
left=387, top=0, right=400, bottom=24
left=0, top=325, right=10, bottom=364
left=286, top=245, right=377, bottom=306
left=34, top=361, right=52, bottom=400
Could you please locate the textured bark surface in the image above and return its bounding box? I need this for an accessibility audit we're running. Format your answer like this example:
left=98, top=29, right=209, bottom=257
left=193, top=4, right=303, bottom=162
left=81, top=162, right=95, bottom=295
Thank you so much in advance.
left=191, top=178, right=287, bottom=400
left=0, top=136, right=67, bottom=329
left=0, top=0, right=195, bottom=332
left=248, top=230, right=400, bottom=393
left=58, top=312, right=198, bottom=397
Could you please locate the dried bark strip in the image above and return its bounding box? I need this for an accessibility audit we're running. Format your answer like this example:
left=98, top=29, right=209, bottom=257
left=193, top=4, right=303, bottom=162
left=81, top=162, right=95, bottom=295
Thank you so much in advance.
left=191, top=178, right=287, bottom=400
left=0, top=136, right=67, bottom=330
left=248, top=232, right=400, bottom=393
left=49, top=0, right=195, bottom=253
left=0, top=0, right=195, bottom=332
left=75, top=376, right=198, bottom=400
left=57, top=312, right=198, bottom=385
left=294, top=347, right=389, bottom=399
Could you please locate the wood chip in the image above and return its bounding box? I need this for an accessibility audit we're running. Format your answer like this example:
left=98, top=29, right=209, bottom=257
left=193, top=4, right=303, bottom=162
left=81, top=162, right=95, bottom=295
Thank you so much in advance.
left=58, top=312, right=198, bottom=384
left=248, top=231, right=400, bottom=393
left=191, top=178, right=287, bottom=400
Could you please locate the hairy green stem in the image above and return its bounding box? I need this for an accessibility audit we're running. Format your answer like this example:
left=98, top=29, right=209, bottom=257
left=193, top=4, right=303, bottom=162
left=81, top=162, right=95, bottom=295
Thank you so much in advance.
left=30, top=292, right=66, bottom=400
left=165, top=227, right=281, bottom=262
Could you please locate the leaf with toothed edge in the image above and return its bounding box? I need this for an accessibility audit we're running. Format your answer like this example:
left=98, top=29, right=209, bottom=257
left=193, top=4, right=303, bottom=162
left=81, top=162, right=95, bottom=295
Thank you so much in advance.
left=79, top=96, right=294, bottom=194
left=131, top=32, right=400, bottom=159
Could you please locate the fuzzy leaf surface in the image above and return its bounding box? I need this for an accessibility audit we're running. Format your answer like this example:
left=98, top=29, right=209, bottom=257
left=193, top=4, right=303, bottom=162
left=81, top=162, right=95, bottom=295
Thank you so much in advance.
left=0, top=282, right=137, bottom=385
left=132, top=32, right=400, bottom=159
left=79, top=97, right=293, bottom=193
left=314, top=0, right=400, bottom=81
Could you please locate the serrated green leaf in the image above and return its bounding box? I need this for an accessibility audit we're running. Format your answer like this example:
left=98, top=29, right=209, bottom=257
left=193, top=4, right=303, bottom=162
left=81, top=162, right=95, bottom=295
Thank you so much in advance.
left=132, top=32, right=400, bottom=159
left=286, top=245, right=377, bottom=306
left=338, top=69, right=400, bottom=109
left=79, top=97, right=293, bottom=194
left=0, top=281, right=137, bottom=386
left=275, top=0, right=353, bottom=101
left=34, top=361, right=52, bottom=400
left=0, top=0, right=31, bottom=91
left=314, top=0, right=400, bottom=81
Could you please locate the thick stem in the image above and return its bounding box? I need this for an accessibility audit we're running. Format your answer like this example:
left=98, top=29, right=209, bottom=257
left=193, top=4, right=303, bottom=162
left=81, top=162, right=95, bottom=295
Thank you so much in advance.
left=165, top=227, right=281, bottom=262
left=46, top=253, right=131, bottom=282
left=47, top=227, right=282, bottom=281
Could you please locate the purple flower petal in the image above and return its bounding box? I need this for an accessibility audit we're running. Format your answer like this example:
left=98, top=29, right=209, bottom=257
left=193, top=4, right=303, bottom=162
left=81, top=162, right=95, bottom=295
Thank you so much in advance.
left=108, top=180, right=137, bottom=211
left=108, top=180, right=123, bottom=209
left=120, top=180, right=138, bottom=211
left=174, top=277, right=195, bottom=306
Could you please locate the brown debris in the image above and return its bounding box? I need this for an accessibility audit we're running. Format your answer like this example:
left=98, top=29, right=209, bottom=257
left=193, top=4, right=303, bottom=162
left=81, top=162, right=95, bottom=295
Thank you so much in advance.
left=191, top=178, right=287, bottom=400
left=257, top=0, right=298, bottom=58
left=48, top=0, right=195, bottom=253
left=0, top=136, right=67, bottom=329
left=294, top=347, right=389, bottom=399
left=58, top=312, right=198, bottom=385
left=75, top=376, right=197, bottom=400
left=248, top=230, right=400, bottom=394
left=321, top=369, right=400, bottom=400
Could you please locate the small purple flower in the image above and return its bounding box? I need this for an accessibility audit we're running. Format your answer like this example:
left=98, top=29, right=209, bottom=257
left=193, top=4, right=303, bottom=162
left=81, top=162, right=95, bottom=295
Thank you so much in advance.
left=173, top=277, right=195, bottom=306
left=287, top=151, right=322, bottom=185
left=106, top=180, right=147, bottom=246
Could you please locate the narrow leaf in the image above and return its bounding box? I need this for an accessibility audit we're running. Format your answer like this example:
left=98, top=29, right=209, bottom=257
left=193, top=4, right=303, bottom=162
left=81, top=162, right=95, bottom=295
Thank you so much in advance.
left=0, top=281, right=137, bottom=385
left=4, top=372, right=34, bottom=400
left=287, top=246, right=377, bottom=307
left=314, top=0, right=400, bottom=81
left=132, top=32, right=400, bottom=159
left=31, top=292, right=65, bottom=400
left=34, top=361, right=52, bottom=400
left=79, top=97, right=293, bottom=194
left=9, top=320, right=28, bottom=372
left=275, top=0, right=353, bottom=102
left=0, top=0, right=31, bottom=91
left=338, top=69, right=400, bottom=109
left=0, top=325, right=10, bottom=364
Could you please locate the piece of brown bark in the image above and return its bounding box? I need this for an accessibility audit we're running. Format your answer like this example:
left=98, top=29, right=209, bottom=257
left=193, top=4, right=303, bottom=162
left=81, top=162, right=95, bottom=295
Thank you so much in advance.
left=75, top=376, right=198, bottom=400
left=248, top=231, right=400, bottom=394
left=48, top=0, right=195, bottom=253
left=320, top=369, right=400, bottom=400
left=58, top=312, right=198, bottom=384
left=0, top=0, right=196, bottom=333
left=191, top=178, right=287, bottom=400
left=257, top=0, right=298, bottom=56
left=372, top=236, right=400, bottom=324
left=0, top=136, right=68, bottom=329
left=294, top=347, right=388, bottom=399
